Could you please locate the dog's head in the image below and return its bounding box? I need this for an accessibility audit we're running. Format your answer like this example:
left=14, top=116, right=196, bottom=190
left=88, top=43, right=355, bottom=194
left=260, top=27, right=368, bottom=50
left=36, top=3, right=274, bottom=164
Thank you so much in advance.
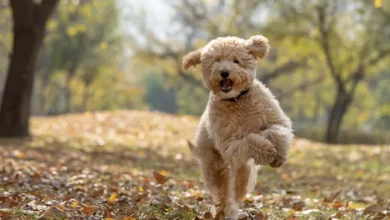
left=183, top=35, right=270, bottom=100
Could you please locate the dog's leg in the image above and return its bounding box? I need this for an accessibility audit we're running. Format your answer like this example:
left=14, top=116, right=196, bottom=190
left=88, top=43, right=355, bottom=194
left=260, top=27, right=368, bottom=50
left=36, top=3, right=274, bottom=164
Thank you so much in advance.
left=196, top=128, right=234, bottom=219
left=199, top=148, right=232, bottom=219
left=233, top=159, right=257, bottom=203
left=222, top=134, right=277, bottom=168
left=259, top=125, right=293, bottom=167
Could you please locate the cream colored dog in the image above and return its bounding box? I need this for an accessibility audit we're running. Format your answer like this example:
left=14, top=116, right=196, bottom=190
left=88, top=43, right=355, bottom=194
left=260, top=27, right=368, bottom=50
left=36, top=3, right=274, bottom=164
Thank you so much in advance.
left=183, top=35, right=293, bottom=219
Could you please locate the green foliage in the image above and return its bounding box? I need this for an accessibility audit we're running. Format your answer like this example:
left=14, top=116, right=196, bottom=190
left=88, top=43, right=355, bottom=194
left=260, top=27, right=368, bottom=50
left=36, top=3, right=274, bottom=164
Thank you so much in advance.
left=31, top=1, right=146, bottom=114
left=0, top=3, right=11, bottom=89
left=0, top=0, right=389, bottom=143
left=372, top=72, right=390, bottom=129
left=175, top=82, right=208, bottom=116
left=122, top=0, right=390, bottom=142
left=141, top=72, right=178, bottom=114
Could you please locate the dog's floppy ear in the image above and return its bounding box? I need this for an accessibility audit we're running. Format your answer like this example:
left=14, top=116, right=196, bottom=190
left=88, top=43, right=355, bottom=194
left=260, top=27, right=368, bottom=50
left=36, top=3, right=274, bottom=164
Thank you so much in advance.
left=245, top=35, right=270, bottom=60
left=183, top=48, right=202, bottom=70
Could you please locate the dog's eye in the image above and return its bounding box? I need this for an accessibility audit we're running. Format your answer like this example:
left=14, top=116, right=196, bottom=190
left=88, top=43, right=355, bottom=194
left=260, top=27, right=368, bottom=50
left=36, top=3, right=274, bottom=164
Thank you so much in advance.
left=233, top=60, right=240, bottom=64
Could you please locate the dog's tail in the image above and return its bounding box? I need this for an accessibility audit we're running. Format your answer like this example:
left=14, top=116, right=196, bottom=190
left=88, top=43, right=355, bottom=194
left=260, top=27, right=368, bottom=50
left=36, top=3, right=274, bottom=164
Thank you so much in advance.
left=186, top=140, right=198, bottom=158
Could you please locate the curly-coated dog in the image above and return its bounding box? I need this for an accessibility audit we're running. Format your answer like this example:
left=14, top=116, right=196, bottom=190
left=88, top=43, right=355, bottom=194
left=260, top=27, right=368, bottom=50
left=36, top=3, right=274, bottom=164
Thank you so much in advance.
left=183, top=35, right=293, bottom=219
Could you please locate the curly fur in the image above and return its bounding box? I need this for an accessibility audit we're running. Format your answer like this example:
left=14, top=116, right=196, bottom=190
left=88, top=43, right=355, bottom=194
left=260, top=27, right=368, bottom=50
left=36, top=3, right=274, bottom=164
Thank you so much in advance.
left=183, top=35, right=293, bottom=219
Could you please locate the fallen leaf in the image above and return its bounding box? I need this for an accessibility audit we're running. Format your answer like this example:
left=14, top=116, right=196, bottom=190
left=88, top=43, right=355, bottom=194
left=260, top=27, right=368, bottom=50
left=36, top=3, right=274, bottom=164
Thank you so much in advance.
left=139, top=186, right=144, bottom=192
left=0, top=198, right=11, bottom=209
left=330, top=210, right=344, bottom=219
left=0, top=208, right=12, bottom=216
left=39, top=206, right=57, bottom=219
left=254, top=211, right=267, bottom=220
left=12, top=150, right=25, bottom=159
left=324, top=190, right=341, bottom=202
left=186, top=182, right=195, bottom=188
left=71, top=200, right=78, bottom=208
left=82, top=205, right=97, bottom=215
left=301, top=209, right=325, bottom=215
left=153, top=171, right=170, bottom=185
left=292, top=201, right=305, bottom=211
left=332, top=200, right=343, bottom=209
left=58, top=202, right=66, bottom=211
left=363, top=204, right=382, bottom=214
left=204, top=211, right=213, bottom=218
left=108, top=193, right=117, bottom=204
left=159, top=170, right=168, bottom=176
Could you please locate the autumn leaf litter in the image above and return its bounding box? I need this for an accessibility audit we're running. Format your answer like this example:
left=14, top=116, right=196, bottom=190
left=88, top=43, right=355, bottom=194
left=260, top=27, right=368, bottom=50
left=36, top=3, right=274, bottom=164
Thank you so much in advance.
left=0, top=110, right=389, bottom=219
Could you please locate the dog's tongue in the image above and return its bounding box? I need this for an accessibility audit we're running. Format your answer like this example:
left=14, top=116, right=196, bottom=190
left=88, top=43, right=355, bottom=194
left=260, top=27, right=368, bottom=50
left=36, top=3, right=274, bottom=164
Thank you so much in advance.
left=221, top=79, right=232, bottom=91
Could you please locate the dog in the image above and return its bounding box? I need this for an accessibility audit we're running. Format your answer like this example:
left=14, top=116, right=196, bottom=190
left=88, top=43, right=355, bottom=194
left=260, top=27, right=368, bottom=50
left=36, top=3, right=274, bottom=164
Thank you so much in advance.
left=183, top=35, right=293, bottom=219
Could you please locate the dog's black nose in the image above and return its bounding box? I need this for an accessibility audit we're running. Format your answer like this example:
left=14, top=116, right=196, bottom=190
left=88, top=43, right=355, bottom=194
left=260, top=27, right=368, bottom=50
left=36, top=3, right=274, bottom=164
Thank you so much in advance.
left=220, top=70, right=230, bottom=78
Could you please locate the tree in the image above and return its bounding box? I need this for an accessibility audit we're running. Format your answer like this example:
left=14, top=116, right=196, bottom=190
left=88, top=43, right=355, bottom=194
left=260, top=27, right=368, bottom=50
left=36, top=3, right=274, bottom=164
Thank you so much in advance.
left=44, top=1, right=122, bottom=114
left=128, top=0, right=311, bottom=115
left=0, top=0, right=59, bottom=137
left=264, top=0, right=390, bottom=143
left=0, top=1, right=12, bottom=105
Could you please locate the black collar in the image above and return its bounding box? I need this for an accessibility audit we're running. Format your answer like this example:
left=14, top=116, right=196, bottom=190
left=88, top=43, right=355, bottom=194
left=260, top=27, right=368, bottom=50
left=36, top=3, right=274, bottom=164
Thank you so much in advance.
left=223, top=89, right=250, bottom=102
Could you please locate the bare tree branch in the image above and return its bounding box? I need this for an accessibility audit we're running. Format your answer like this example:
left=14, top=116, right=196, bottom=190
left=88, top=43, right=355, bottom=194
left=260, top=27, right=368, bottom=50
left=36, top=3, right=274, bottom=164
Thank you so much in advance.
left=366, top=48, right=390, bottom=66
left=349, top=63, right=364, bottom=95
left=176, top=70, right=204, bottom=88
left=278, top=76, right=324, bottom=98
left=259, top=59, right=306, bottom=84
left=316, top=5, right=345, bottom=95
left=0, top=0, right=9, bottom=10
left=378, top=7, right=390, bottom=21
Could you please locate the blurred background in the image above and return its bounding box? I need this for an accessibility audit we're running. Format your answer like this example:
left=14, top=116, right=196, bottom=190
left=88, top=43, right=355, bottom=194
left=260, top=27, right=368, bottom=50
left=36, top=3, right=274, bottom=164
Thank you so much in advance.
left=0, top=1, right=389, bottom=219
left=0, top=0, right=389, bottom=144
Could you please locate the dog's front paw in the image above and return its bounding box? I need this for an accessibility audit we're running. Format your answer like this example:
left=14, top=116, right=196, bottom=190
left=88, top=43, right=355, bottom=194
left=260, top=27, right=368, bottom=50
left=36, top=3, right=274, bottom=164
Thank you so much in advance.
left=223, top=144, right=249, bottom=169
left=270, top=154, right=287, bottom=168
left=247, top=133, right=277, bottom=165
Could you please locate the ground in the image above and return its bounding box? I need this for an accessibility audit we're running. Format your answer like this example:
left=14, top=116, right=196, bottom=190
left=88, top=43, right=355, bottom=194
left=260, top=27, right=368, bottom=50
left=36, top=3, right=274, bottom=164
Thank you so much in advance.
left=0, top=110, right=389, bottom=220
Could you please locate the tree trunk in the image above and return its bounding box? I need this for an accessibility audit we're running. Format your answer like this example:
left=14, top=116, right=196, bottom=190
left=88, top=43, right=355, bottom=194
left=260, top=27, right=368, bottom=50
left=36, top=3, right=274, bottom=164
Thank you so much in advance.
left=325, top=89, right=352, bottom=143
left=0, top=25, right=44, bottom=137
left=81, top=85, right=89, bottom=112
left=312, top=94, right=321, bottom=124
left=0, top=0, right=59, bottom=137
left=63, top=63, right=78, bottom=114
left=63, top=76, right=72, bottom=114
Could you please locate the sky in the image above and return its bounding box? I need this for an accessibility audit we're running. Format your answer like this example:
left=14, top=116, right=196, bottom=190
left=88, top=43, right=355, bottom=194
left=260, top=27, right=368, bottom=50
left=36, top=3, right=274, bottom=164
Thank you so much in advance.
left=118, top=0, right=175, bottom=40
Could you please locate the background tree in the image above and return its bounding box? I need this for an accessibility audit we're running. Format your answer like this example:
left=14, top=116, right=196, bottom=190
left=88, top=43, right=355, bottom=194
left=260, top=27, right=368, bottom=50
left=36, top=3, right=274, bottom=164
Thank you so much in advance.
left=0, top=0, right=59, bottom=137
left=264, top=0, right=390, bottom=143
left=0, top=0, right=388, bottom=144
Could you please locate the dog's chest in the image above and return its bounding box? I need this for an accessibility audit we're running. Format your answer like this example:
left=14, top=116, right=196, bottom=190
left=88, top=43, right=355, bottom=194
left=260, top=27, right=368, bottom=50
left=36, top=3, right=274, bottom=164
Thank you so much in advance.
left=208, top=102, right=268, bottom=141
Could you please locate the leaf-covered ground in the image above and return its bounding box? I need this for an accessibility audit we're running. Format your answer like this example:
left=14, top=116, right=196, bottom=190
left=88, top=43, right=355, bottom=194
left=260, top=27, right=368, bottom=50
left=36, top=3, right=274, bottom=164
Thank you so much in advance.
left=0, top=110, right=389, bottom=220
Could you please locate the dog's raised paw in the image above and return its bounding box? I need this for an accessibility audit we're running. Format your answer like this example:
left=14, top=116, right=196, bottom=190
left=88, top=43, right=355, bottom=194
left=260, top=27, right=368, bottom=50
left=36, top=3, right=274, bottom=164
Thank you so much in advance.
left=270, top=155, right=287, bottom=168
left=247, top=134, right=277, bottom=165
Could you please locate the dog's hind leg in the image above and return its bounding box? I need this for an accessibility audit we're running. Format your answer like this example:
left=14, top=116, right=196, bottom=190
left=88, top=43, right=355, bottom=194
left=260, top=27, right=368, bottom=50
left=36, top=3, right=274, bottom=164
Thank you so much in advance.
left=233, top=158, right=257, bottom=203
left=199, top=150, right=233, bottom=219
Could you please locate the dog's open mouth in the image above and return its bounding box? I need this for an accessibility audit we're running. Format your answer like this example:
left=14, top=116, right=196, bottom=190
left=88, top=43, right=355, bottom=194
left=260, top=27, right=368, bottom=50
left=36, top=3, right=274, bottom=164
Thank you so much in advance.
left=220, top=79, right=233, bottom=93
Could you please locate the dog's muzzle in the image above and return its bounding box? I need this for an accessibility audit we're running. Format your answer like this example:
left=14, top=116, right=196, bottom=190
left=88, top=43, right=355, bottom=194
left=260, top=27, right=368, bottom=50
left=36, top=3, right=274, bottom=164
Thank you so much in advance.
left=220, top=78, right=233, bottom=93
